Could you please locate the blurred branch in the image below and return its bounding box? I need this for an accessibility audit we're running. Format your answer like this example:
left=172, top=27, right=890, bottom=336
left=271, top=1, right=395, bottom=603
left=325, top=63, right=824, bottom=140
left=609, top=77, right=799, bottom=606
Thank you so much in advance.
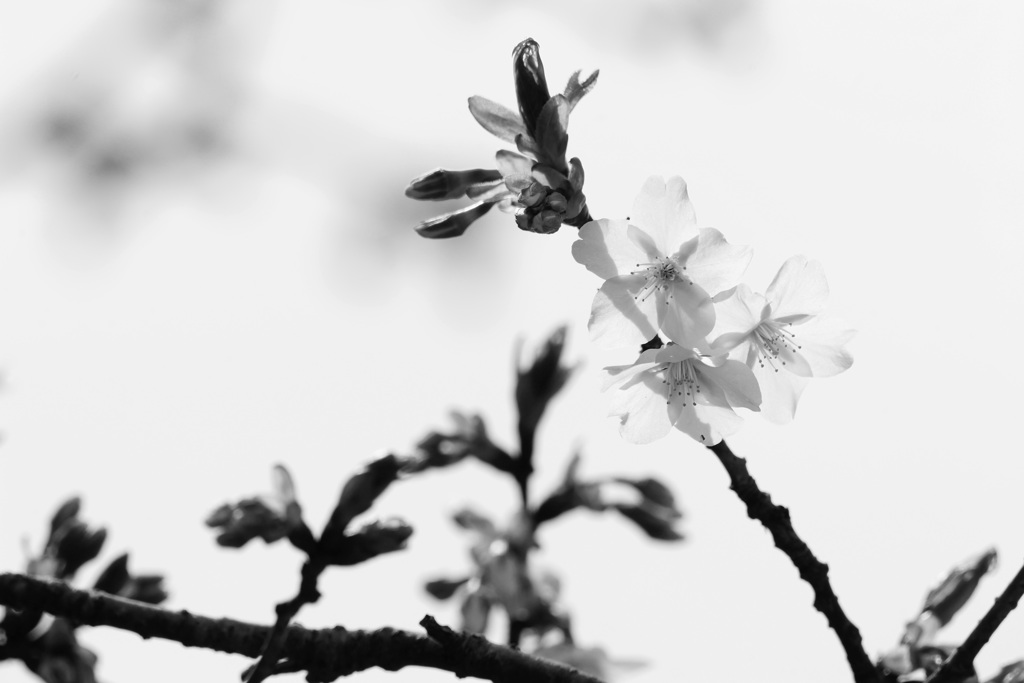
left=708, top=440, right=880, bottom=683
left=245, top=558, right=325, bottom=683
left=929, top=559, right=1024, bottom=683
left=0, top=573, right=604, bottom=683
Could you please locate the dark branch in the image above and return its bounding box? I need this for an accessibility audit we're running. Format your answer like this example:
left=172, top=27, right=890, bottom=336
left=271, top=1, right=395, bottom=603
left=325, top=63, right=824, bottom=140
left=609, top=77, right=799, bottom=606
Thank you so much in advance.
left=0, top=573, right=604, bottom=683
left=708, top=440, right=880, bottom=683
left=928, top=559, right=1024, bottom=683
left=246, top=557, right=325, bottom=683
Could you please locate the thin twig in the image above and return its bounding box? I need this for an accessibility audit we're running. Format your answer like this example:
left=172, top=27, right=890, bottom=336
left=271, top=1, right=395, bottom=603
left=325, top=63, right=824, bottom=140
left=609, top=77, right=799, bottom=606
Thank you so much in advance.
left=928, top=559, right=1024, bottom=683
left=708, top=440, right=880, bottom=683
left=245, top=558, right=325, bottom=683
left=0, top=573, right=604, bottom=683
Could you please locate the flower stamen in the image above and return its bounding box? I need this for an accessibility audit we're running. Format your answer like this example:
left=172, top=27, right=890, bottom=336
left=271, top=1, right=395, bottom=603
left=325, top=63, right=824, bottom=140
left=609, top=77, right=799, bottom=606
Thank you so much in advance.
left=662, top=359, right=701, bottom=407
left=751, top=321, right=803, bottom=372
left=631, top=257, right=690, bottom=303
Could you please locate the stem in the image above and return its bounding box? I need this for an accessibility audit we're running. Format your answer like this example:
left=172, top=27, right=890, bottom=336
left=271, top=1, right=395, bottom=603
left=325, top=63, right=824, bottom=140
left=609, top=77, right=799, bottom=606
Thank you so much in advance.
left=0, top=573, right=604, bottom=683
left=928, top=559, right=1024, bottom=683
left=246, top=558, right=325, bottom=683
left=708, top=440, right=880, bottom=683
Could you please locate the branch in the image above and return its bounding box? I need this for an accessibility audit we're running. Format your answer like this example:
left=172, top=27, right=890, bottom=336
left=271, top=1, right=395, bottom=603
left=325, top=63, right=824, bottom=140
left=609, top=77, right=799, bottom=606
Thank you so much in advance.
left=708, top=440, right=879, bottom=683
left=246, top=558, right=325, bottom=683
left=928, top=559, right=1024, bottom=683
left=0, top=573, right=604, bottom=683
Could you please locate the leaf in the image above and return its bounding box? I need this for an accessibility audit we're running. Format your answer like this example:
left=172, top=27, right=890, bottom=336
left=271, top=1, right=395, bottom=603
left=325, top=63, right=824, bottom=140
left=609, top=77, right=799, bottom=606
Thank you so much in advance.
left=615, top=477, right=681, bottom=515
left=563, top=69, right=599, bottom=113
left=533, top=95, right=569, bottom=169
left=461, top=588, right=492, bottom=634
left=922, top=548, right=998, bottom=626
left=468, top=96, right=528, bottom=144
left=425, top=577, right=470, bottom=600
left=615, top=504, right=684, bottom=541
left=452, top=508, right=496, bottom=536
left=320, top=455, right=403, bottom=546
left=50, top=497, right=81, bottom=538
left=320, top=519, right=413, bottom=566
left=93, top=554, right=130, bottom=594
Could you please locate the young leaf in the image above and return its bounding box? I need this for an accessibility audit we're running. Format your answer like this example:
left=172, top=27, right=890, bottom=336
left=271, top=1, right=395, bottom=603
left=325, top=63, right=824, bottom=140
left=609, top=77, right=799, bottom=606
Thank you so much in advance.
left=563, top=69, right=599, bottom=113
left=320, top=455, right=403, bottom=546
left=614, top=504, right=684, bottom=541
left=468, top=96, right=528, bottom=144
left=425, top=577, right=470, bottom=600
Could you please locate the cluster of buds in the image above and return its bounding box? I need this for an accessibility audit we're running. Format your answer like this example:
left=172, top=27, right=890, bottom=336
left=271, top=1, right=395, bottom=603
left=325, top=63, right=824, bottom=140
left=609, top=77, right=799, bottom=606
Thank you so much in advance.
left=206, top=458, right=413, bottom=568
left=1, top=499, right=167, bottom=683
left=406, top=38, right=596, bottom=238
left=876, top=549, right=1001, bottom=682
left=205, top=465, right=305, bottom=548
left=424, top=508, right=567, bottom=640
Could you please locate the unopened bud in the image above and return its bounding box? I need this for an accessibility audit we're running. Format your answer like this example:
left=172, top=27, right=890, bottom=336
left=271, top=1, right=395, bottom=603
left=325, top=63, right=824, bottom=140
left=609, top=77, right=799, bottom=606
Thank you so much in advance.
left=56, top=523, right=106, bottom=578
left=415, top=200, right=495, bottom=239
left=544, top=191, right=567, bottom=213
left=405, top=168, right=502, bottom=201
left=519, top=181, right=547, bottom=207
left=512, top=38, right=551, bottom=136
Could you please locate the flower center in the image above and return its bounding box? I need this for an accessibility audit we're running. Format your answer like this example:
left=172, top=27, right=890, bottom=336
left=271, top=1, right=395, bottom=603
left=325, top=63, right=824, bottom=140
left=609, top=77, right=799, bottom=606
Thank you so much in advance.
left=662, top=359, right=700, bottom=407
left=631, top=257, right=690, bottom=303
left=751, top=320, right=802, bottom=372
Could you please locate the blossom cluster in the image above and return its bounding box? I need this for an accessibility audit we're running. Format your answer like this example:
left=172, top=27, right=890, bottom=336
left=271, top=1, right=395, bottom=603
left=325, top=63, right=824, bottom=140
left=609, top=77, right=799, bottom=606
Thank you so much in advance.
left=573, top=176, right=854, bottom=445
left=406, top=39, right=595, bottom=238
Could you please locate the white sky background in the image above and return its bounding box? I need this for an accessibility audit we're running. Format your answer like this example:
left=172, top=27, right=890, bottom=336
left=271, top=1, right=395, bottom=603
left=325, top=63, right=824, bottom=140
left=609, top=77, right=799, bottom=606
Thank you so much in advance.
left=2, top=1, right=1024, bottom=682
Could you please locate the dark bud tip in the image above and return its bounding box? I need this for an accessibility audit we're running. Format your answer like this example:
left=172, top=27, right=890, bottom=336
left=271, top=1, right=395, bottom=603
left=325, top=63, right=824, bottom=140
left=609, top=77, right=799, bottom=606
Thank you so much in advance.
left=512, top=38, right=551, bottom=137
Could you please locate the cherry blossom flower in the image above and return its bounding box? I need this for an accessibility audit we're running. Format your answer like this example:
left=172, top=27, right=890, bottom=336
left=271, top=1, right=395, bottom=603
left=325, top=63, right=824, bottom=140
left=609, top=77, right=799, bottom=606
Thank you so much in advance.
left=710, top=255, right=854, bottom=423
left=602, top=343, right=761, bottom=445
left=572, top=176, right=752, bottom=349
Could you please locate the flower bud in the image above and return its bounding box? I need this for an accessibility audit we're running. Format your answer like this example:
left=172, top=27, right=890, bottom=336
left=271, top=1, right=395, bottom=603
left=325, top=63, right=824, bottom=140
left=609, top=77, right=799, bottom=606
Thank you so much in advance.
left=512, top=38, right=551, bottom=136
left=405, top=168, right=502, bottom=201
left=536, top=209, right=562, bottom=234
left=544, top=191, right=567, bottom=213
left=518, top=181, right=547, bottom=207
left=206, top=497, right=290, bottom=547
left=988, top=660, right=1024, bottom=683
left=415, top=200, right=495, bottom=239
left=921, top=548, right=997, bottom=627
left=55, top=523, right=107, bottom=579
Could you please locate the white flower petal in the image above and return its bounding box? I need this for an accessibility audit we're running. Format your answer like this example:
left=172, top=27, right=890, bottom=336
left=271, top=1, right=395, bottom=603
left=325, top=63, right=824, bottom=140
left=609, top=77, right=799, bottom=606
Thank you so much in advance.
left=602, top=352, right=661, bottom=390
left=573, top=219, right=654, bottom=279
left=587, top=276, right=659, bottom=349
left=780, top=318, right=855, bottom=378
left=659, top=280, right=715, bottom=348
left=752, top=361, right=810, bottom=424
left=709, top=284, right=766, bottom=352
left=683, top=229, right=753, bottom=296
left=673, top=403, right=742, bottom=445
left=765, top=255, right=830, bottom=320
left=610, top=371, right=673, bottom=444
left=630, top=176, right=699, bottom=256
left=699, top=358, right=762, bottom=411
